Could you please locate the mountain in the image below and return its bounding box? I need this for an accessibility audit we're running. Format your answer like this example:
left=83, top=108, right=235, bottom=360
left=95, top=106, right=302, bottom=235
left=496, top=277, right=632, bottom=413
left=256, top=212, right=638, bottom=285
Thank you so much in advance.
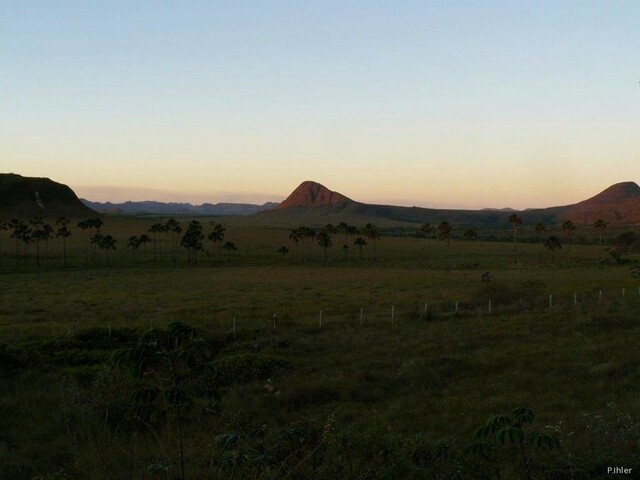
left=81, top=199, right=279, bottom=216
left=275, top=181, right=353, bottom=209
left=0, top=174, right=96, bottom=219
left=562, top=182, right=640, bottom=224
left=263, top=180, right=640, bottom=227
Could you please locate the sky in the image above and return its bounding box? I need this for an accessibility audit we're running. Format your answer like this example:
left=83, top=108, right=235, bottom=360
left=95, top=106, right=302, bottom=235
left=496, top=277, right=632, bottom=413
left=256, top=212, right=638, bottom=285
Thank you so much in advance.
left=1, top=1, right=639, bottom=209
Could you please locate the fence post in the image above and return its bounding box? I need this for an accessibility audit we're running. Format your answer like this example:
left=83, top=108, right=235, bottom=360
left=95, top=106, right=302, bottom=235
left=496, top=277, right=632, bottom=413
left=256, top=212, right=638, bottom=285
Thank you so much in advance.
left=391, top=305, right=395, bottom=325
left=233, top=316, right=236, bottom=335
left=273, top=314, right=276, bottom=332
left=622, top=287, right=626, bottom=297
left=549, top=294, right=553, bottom=309
left=424, top=302, right=428, bottom=317
left=319, top=310, right=323, bottom=328
left=455, top=301, right=458, bottom=313
left=599, top=290, right=602, bottom=303
left=488, top=299, right=492, bottom=314
left=574, top=293, right=577, bottom=307
left=360, top=307, right=364, bottom=326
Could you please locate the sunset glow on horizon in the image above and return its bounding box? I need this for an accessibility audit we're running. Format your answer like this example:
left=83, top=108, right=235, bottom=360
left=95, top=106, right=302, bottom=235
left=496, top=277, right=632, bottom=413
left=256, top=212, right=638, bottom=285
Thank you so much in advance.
left=2, top=1, right=639, bottom=209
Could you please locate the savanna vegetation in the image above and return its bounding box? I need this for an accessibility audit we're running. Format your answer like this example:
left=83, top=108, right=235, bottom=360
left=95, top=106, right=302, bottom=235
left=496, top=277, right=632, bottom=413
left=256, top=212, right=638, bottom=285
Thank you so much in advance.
left=1, top=214, right=640, bottom=479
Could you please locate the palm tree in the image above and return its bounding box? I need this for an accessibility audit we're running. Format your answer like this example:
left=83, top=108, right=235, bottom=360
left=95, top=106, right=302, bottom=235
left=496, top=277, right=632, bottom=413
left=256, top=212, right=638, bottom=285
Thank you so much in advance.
left=561, top=220, right=576, bottom=264
left=0, top=221, right=6, bottom=269
left=55, top=217, right=71, bottom=267
left=508, top=213, right=522, bottom=264
left=592, top=218, right=608, bottom=261
left=91, top=233, right=104, bottom=265
left=302, top=226, right=316, bottom=262
left=41, top=224, right=53, bottom=265
left=437, top=221, right=453, bottom=269
left=139, top=234, right=151, bottom=262
left=354, top=237, right=367, bottom=260
left=77, top=219, right=91, bottom=264
left=463, top=228, right=477, bottom=241
left=363, top=223, right=379, bottom=261
left=324, top=224, right=337, bottom=261
left=420, top=223, right=434, bottom=263
left=9, top=219, right=27, bottom=265
left=180, top=221, right=204, bottom=264
left=29, top=217, right=44, bottom=267
left=207, top=223, right=226, bottom=258
left=165, top=218, right=182, bottom=262
left=127, top=235, right=141, bottom=262
left=463, top=228, right=478, bottom=266
left=222, top=241, right=237, bottom=261
left=100, top=235, right=117, bottom=266
left=337, top=222, right=349, bottom=260
left=289, top=227, right=303, bottom=263
left=317, top=229, right=332, bottom=264
left=533, top=222, right=547, bottom=262
left=149, top=223, right=164, bottom=262
left=544, top=236, right=562, bottom=263
left=17, top=225, right=32, bottom=265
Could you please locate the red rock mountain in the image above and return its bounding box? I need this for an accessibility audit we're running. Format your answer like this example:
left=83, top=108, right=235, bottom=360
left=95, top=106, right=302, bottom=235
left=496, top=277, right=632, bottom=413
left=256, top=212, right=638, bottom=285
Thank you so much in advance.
left=275, top=181, right=353, bottom=209
left=268, top=179, right=640, bottom=226
left=563, top=182, right=640, bottom=224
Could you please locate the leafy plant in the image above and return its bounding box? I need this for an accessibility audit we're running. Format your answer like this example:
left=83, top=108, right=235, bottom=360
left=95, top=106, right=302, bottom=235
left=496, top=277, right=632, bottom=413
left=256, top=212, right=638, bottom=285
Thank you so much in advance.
left=114, top=322, right=220, bottom=480
left=469, top=407, right=559, bottom=480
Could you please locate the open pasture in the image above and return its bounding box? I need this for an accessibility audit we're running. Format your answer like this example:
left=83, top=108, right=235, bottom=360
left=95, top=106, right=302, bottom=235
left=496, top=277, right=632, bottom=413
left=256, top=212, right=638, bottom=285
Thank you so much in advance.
left=1, top=217, right=640, bottom=479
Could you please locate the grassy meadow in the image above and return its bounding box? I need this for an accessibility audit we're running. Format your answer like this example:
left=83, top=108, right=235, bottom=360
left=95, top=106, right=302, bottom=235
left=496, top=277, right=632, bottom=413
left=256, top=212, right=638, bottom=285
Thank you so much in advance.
left=1, top=215, right=640, bottom=479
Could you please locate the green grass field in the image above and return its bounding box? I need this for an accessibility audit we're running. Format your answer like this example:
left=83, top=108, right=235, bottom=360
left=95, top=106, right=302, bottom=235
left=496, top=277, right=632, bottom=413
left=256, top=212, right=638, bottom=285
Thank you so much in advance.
left=1, top=217, right=639, bottom=479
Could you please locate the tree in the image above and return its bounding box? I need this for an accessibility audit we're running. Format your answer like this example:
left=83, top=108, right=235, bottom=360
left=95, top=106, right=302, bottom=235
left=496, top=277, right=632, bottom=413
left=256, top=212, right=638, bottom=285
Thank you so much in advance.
left=470, top=407, right=559, bottom=480
left=316, top=229, right=332, bottom=264
left=222, top=241, right=237, bottom=261
left=0, top=221, right=6, bottom=269
left=9, top=219, right=29, bottom=265
left=592, top=218, right=608, bottom=261
left=277, top=246, right=289, bottom=258
left=207, top=223, right=226, bottom=258
left=149, top=223, right=164, bottom=262
left=544, top=235, right=562, bottom=263
left=363, top=223, right=379, bottom=261
left=165, top=219, right=182, bottom=263
left=533, top=222, right=547, bottom=262
left=561, top=220, right=576, bottom=264
left=29, top=217, right=45, bottom=267
left=463, top=228, right=477, bottom=241
left=78, top=217, right=103, bottom=264
left=508, top=213, right=523, bottom=264
left=127, top=235, right=141, bottom=262
left=113, top=322, right=219, bottom=480
left=55, top=217, right=72, bottom=267
left=420, top=222, right=434, bottom=264
left=99, top=235, right=117, bottom=266
left=139, top=234, right=151, bottom=262
left=354, top=237, right=367, bottom=260
left=437, top=221, right=453, bottom=270
left=180, top=221, right=204, bottom=265
left=289, top=228, right=303, bottom=263
left=91, top=233, right=104, bottom=265
left=337, top=222, right=349, bottom=260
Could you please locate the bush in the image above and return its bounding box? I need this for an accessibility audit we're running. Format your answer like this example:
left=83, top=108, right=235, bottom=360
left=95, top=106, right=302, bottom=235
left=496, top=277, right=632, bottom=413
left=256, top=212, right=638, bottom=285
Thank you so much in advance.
left=214, top=353, right=288, bottom=386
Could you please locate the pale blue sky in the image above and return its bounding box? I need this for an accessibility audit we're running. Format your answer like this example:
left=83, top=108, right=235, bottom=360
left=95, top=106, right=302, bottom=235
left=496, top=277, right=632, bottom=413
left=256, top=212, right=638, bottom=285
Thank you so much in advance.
left=2, top=1, right=639, bottom=208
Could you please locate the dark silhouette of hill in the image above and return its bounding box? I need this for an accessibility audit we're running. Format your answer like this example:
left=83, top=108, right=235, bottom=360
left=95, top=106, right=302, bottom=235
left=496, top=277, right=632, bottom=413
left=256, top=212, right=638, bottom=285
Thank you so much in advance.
left=262, top=180, right=640, bottom=226
left=0, top=174, right=96, bottom=219
left=81, top=199, right=279, bottom=216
